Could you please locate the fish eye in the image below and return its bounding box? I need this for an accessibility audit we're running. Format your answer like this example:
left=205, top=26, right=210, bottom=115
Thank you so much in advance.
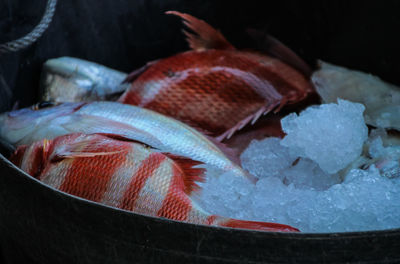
left=32, top=101, right=56, bottom=110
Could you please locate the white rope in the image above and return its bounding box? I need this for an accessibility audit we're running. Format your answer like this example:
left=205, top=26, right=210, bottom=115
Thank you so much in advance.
left=0, top=0, right=57, bottom=54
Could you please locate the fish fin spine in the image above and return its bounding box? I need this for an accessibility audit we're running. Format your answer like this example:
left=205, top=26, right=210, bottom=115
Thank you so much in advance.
left=164, top=153, right=205, bottom=195
left=216, top=102, right=281, bottom=141
left=166, top=11, right=235, bottom=51
left=246, top=29, right=313, bottom=78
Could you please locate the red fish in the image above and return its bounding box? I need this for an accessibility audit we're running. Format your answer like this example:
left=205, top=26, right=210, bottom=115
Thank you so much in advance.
left=10, top=133, right=299, bottom=232
left=118, top=11, right=314, bottom=141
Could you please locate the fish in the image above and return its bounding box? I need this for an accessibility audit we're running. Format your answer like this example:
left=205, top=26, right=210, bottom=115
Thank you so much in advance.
left=311, top=61, right=400, bottom=131
left=9, top=133, right=299, bottom=232
left=0, top=101, right=254, bottom=181
left=118, top=11, right=314, bottom=141
left=40, top=57, right=129, bottom=102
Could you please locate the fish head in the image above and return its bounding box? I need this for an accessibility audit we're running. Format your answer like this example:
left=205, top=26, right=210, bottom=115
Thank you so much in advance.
left=0, top=102, right=86, bottom=147
left=40, top=57, right=128, bottom=102
left=41, top=57, right=97, bottom=102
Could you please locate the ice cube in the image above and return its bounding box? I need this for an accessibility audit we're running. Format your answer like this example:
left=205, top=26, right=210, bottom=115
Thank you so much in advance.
left=280, top=99, right=368, bottom=174
left=240, top=137, right=296, bottom=179
left=282, top=158, right=341, bottom=190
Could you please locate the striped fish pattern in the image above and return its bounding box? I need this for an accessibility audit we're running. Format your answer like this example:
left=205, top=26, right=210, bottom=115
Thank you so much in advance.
left=118, top=11, right=313, bottom=140
left=10, top=133, right=299, bottom=232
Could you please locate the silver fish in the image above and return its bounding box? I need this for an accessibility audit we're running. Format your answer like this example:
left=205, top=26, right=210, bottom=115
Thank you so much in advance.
left=0, top=101, right=253, bottom=181
left=40, top=57, right=129, bottom=102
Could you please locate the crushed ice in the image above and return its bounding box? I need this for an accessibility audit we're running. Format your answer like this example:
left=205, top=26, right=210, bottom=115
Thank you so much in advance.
left=280, top=99, right=368, bottom=174
left=197, top=99, right=400, bottom=233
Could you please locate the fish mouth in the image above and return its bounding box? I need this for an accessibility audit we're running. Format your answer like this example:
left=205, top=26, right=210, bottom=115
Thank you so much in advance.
left=44, top=57, right=91, bottom=79
left=1, top=102, right=87, bottom=143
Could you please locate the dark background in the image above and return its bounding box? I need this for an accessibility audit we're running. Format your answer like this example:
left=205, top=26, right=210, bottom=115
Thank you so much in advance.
left=1, top=0, right=400, bottom=111
left=1, top=1, right=400, bottom=263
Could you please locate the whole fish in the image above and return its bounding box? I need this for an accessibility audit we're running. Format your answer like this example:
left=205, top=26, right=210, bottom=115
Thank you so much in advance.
left=118, top=11, right=314, bottom=140
left=0, top=101, right=253, bottom=181
left=10, top=133, right=299, bottom=232
left=40, top=57, right=129, bottom=102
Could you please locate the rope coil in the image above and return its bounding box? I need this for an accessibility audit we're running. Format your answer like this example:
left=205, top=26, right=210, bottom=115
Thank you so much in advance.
left=0, top=0, right=57, bottom=54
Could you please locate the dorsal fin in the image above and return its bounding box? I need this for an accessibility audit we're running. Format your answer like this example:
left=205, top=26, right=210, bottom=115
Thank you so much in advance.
left=62, top=114, right=164, bottom=148
left=164, top=153, right=205, bottom=195
left=166, top=11, right=235, bottom=51
left=246, top=29, right=313, bottom=78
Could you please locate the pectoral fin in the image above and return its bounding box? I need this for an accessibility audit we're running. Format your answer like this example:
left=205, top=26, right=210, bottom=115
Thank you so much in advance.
left=62, top=114, right=163, bottom=148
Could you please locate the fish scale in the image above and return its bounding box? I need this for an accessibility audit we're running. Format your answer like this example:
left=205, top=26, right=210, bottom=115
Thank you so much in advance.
left=120, top=50, right=285, bottom=136
left=77, top=102, right=249, bottom=178
left=119, top=153, right=167, bottom=213
left=119, top=11, right=313, bottom=141
left=101, top=146, right=149, bottom=207
left=0, top=101, right=253, bottom=181
left=10, top=133, right=299, bottom=232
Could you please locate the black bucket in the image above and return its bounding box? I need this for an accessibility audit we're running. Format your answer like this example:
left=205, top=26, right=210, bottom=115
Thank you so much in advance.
left=1, top=1, right=400, bottom=263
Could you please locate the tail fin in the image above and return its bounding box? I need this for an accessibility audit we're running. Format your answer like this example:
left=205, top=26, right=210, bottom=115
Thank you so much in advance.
left=212, top=216, right=300, bottom=232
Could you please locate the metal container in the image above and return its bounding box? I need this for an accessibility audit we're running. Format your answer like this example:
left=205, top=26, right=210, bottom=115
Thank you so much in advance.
left=1, top=0, right=400, bottom=263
